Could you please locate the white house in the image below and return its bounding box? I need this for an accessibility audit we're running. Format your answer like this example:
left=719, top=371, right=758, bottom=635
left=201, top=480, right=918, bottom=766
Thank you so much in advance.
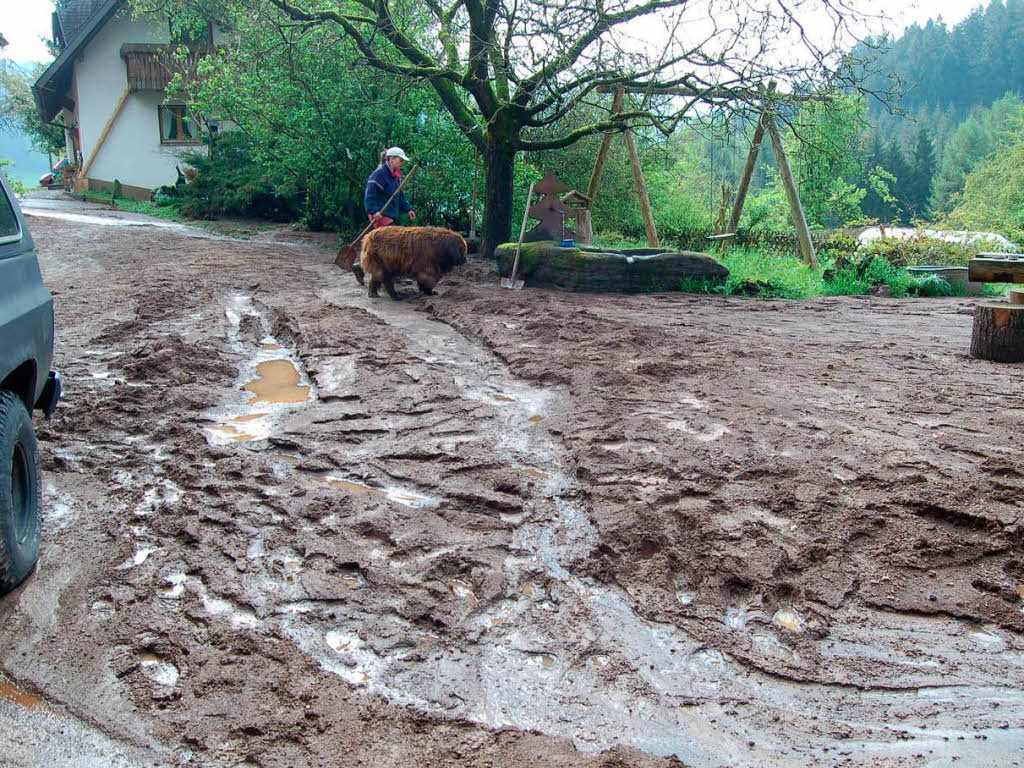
left=32, top=0, right=225, bottom=200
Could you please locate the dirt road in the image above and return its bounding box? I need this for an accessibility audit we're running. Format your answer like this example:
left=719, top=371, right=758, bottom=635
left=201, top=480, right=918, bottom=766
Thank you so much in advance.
left=2, top=199, right=1023, bottom=767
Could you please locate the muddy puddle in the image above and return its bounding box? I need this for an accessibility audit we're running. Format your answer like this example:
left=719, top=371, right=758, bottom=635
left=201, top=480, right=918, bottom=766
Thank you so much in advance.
left=204, top=295, right=315, bottom=445
left=317, top=474, right=437, bottom=508
left=244, top=360, right=310, bottom=404
left=0, top=679, right=41, bottom=709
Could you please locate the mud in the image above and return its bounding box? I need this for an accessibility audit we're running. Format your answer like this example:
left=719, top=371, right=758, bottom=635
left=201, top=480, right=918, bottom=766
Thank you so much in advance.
left=1, top=198, right=1023, bottom=767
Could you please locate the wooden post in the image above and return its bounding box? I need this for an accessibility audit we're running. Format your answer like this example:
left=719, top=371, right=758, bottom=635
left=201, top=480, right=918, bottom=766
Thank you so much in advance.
left=1010, top=289, right=1024, bottom=305
left=624, top=127, right=659, bottom=248
left=728, top=112, right=767, bottom=235
left=587, top=86, right=625, bottom=205
left=970, top=303, right=1024, bottom=362
left=78, top=87, right=131, bottom=184
left=765, top=113, right=817, bottom=269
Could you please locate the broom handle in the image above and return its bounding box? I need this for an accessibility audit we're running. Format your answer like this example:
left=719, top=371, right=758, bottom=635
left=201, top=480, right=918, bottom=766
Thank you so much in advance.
left=508, top=182, right=535, bottom=282
left=351, top=164, right=420, bottom=245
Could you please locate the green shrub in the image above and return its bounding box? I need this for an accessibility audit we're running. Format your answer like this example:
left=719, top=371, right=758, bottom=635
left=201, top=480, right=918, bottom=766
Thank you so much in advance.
left=859, top=235, right=982, bottom=268
left=677, top=245, right=967, bottom=300
left=165, top=132, right=303, bottom=222
left=0, top=160, right=26, bottom=196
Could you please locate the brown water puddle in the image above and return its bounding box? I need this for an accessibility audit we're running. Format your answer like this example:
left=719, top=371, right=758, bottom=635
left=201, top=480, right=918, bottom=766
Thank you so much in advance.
left=528, top=414, right=545, bottom=423
left=493, top=395, right=516, bottom=403
left=233, top=412, right=270, bottom=423
left=0, top=680, right=41, bottom=709
left=261, top=342, right=282, bottom=351
left=322, top=477, right=385, bottom=496
left=207, top=424, right=259, bottom=443
left=525, top=468, right=549, bottom=480
left=244, top=359, right=310, bottom=405
left=208, top=412, right=272, bottom=443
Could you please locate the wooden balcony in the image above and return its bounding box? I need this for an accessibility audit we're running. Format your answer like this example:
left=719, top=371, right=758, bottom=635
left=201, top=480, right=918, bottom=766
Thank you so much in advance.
left=120, top=43, right=213, bottom=92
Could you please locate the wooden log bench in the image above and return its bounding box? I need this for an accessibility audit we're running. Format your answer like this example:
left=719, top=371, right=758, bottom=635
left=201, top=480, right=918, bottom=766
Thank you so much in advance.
left=494, top=241, right=728, bottom=293
left=967, top=253, right=1024, bottom=362
left=968, top=253, right=1024, bottom=284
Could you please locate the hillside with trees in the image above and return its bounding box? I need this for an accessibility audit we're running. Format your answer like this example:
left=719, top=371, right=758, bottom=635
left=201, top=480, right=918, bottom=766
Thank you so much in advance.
left=851, top=1, right=1024, bottom=221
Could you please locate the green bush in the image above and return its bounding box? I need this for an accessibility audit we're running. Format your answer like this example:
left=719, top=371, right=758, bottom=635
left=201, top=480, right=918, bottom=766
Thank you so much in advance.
left=858, top=235, right=980, bottom=268
left=676, top=245, right=965, bottom=300
left=822, top=253, right=960, bottom=297
left=162, top=132, right=302, bottom=222
left=0, top=160, right=26, bottom=196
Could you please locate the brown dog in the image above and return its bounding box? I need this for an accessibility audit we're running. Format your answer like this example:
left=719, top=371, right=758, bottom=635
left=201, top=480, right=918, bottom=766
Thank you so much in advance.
left=360, top=226, right=467, bottom=299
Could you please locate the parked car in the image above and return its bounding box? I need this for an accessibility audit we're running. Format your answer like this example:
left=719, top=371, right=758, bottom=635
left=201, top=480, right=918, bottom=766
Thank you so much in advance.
left=0, top=173, right=61, bottom=594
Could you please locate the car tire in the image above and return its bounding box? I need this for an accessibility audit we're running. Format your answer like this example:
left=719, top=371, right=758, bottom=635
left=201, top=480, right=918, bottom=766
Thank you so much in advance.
left=0, top=390, right=41, bottom=594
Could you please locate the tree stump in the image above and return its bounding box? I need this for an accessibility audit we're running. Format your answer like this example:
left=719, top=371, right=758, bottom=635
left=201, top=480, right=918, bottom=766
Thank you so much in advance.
left=970, top=303, right=1024, bottom=362
left=1010, top=289, right=1024, bottom=305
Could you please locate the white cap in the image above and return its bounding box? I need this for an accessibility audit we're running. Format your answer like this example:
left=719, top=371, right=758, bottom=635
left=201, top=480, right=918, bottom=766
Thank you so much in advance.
left=384, top=146, right=410, bottom=161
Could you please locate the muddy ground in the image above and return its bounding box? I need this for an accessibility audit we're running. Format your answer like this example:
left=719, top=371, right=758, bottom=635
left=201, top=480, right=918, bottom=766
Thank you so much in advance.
left=1, top=197, right=1023, bottom=767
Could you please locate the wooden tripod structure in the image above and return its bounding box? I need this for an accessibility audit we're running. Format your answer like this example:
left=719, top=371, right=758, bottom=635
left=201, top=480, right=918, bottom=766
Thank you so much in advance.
left=587, top=84, right=818, bottom=269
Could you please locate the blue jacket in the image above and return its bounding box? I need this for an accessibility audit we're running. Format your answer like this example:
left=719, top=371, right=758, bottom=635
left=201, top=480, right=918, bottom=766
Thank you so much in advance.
left=364, top=164, right=412, bottom=219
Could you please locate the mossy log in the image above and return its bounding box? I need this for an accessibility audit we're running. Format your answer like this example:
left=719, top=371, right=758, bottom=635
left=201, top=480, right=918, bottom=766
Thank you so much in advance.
left=494, top=241, right=728, bottom=293
left=970, top=303, right=1024, bottom=363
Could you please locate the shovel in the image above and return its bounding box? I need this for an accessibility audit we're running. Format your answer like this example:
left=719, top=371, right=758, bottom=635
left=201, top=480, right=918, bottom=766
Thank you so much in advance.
left=335, top=164, right=419, bottom=283
left=501, top=182, right=535, bottom=290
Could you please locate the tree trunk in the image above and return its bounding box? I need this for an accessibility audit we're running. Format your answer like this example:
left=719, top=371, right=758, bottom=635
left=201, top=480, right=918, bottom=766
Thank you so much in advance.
left=970, top=303, right=1024, bottom=363
left=481, top=143, right=516, bottom=259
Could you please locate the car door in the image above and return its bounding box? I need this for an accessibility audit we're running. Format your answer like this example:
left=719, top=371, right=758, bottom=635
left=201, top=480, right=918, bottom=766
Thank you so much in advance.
left=0, top=175, right=54, bottom=409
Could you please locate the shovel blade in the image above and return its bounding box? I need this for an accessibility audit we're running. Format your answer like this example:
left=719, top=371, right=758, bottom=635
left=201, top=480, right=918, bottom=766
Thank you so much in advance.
left=500, top=278, right=525, bottom=290
left=335, top=243, right=365, bottom=285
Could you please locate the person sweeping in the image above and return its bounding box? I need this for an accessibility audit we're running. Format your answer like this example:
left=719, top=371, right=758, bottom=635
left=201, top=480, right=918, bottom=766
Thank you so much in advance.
left=365, top=147, right=416, bottom=228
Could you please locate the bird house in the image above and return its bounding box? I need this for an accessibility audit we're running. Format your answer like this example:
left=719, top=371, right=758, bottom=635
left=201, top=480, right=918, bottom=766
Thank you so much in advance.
left=560, top=189, right=593, bottom=245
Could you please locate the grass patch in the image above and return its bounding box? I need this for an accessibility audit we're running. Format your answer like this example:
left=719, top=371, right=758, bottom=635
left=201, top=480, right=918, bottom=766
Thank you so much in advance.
left=981, top=283, right=1016, bottom=297
left=677, top=246, right=973, bottom=300
left=677, top=248, right=829, bottom=299
left=80, top=191, right=187, bottom=221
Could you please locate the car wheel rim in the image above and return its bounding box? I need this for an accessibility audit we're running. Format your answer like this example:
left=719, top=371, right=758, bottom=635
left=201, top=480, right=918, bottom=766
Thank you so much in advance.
left=11, top=442, right=31, bottom=544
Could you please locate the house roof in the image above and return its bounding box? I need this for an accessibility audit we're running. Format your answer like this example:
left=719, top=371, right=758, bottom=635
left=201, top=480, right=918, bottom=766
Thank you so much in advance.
left=54, top=0, right=112, bottom=49
left=33, top=0, right=125, bottom=123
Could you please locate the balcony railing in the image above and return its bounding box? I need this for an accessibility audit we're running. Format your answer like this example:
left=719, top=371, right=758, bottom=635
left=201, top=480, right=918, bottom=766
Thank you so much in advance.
left=120, top=43, right=213, bottom=92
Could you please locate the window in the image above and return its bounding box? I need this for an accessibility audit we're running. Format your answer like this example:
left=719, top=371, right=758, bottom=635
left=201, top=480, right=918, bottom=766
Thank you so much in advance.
left=158, top=105, right=198, bottom=143
left=0, top=182, right=21, bottom=244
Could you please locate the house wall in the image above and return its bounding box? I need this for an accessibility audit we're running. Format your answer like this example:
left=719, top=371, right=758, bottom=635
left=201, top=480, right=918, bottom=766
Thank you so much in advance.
left=74, top=9, right=208, bottom=192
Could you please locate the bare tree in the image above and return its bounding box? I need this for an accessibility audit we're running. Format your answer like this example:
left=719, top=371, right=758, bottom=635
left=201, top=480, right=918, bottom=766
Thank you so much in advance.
left=147, top=0, right=886, bottom=255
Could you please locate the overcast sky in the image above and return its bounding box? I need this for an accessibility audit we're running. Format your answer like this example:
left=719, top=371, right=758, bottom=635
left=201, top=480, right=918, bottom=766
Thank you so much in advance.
left=2, top=0, right=985, bottom=64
